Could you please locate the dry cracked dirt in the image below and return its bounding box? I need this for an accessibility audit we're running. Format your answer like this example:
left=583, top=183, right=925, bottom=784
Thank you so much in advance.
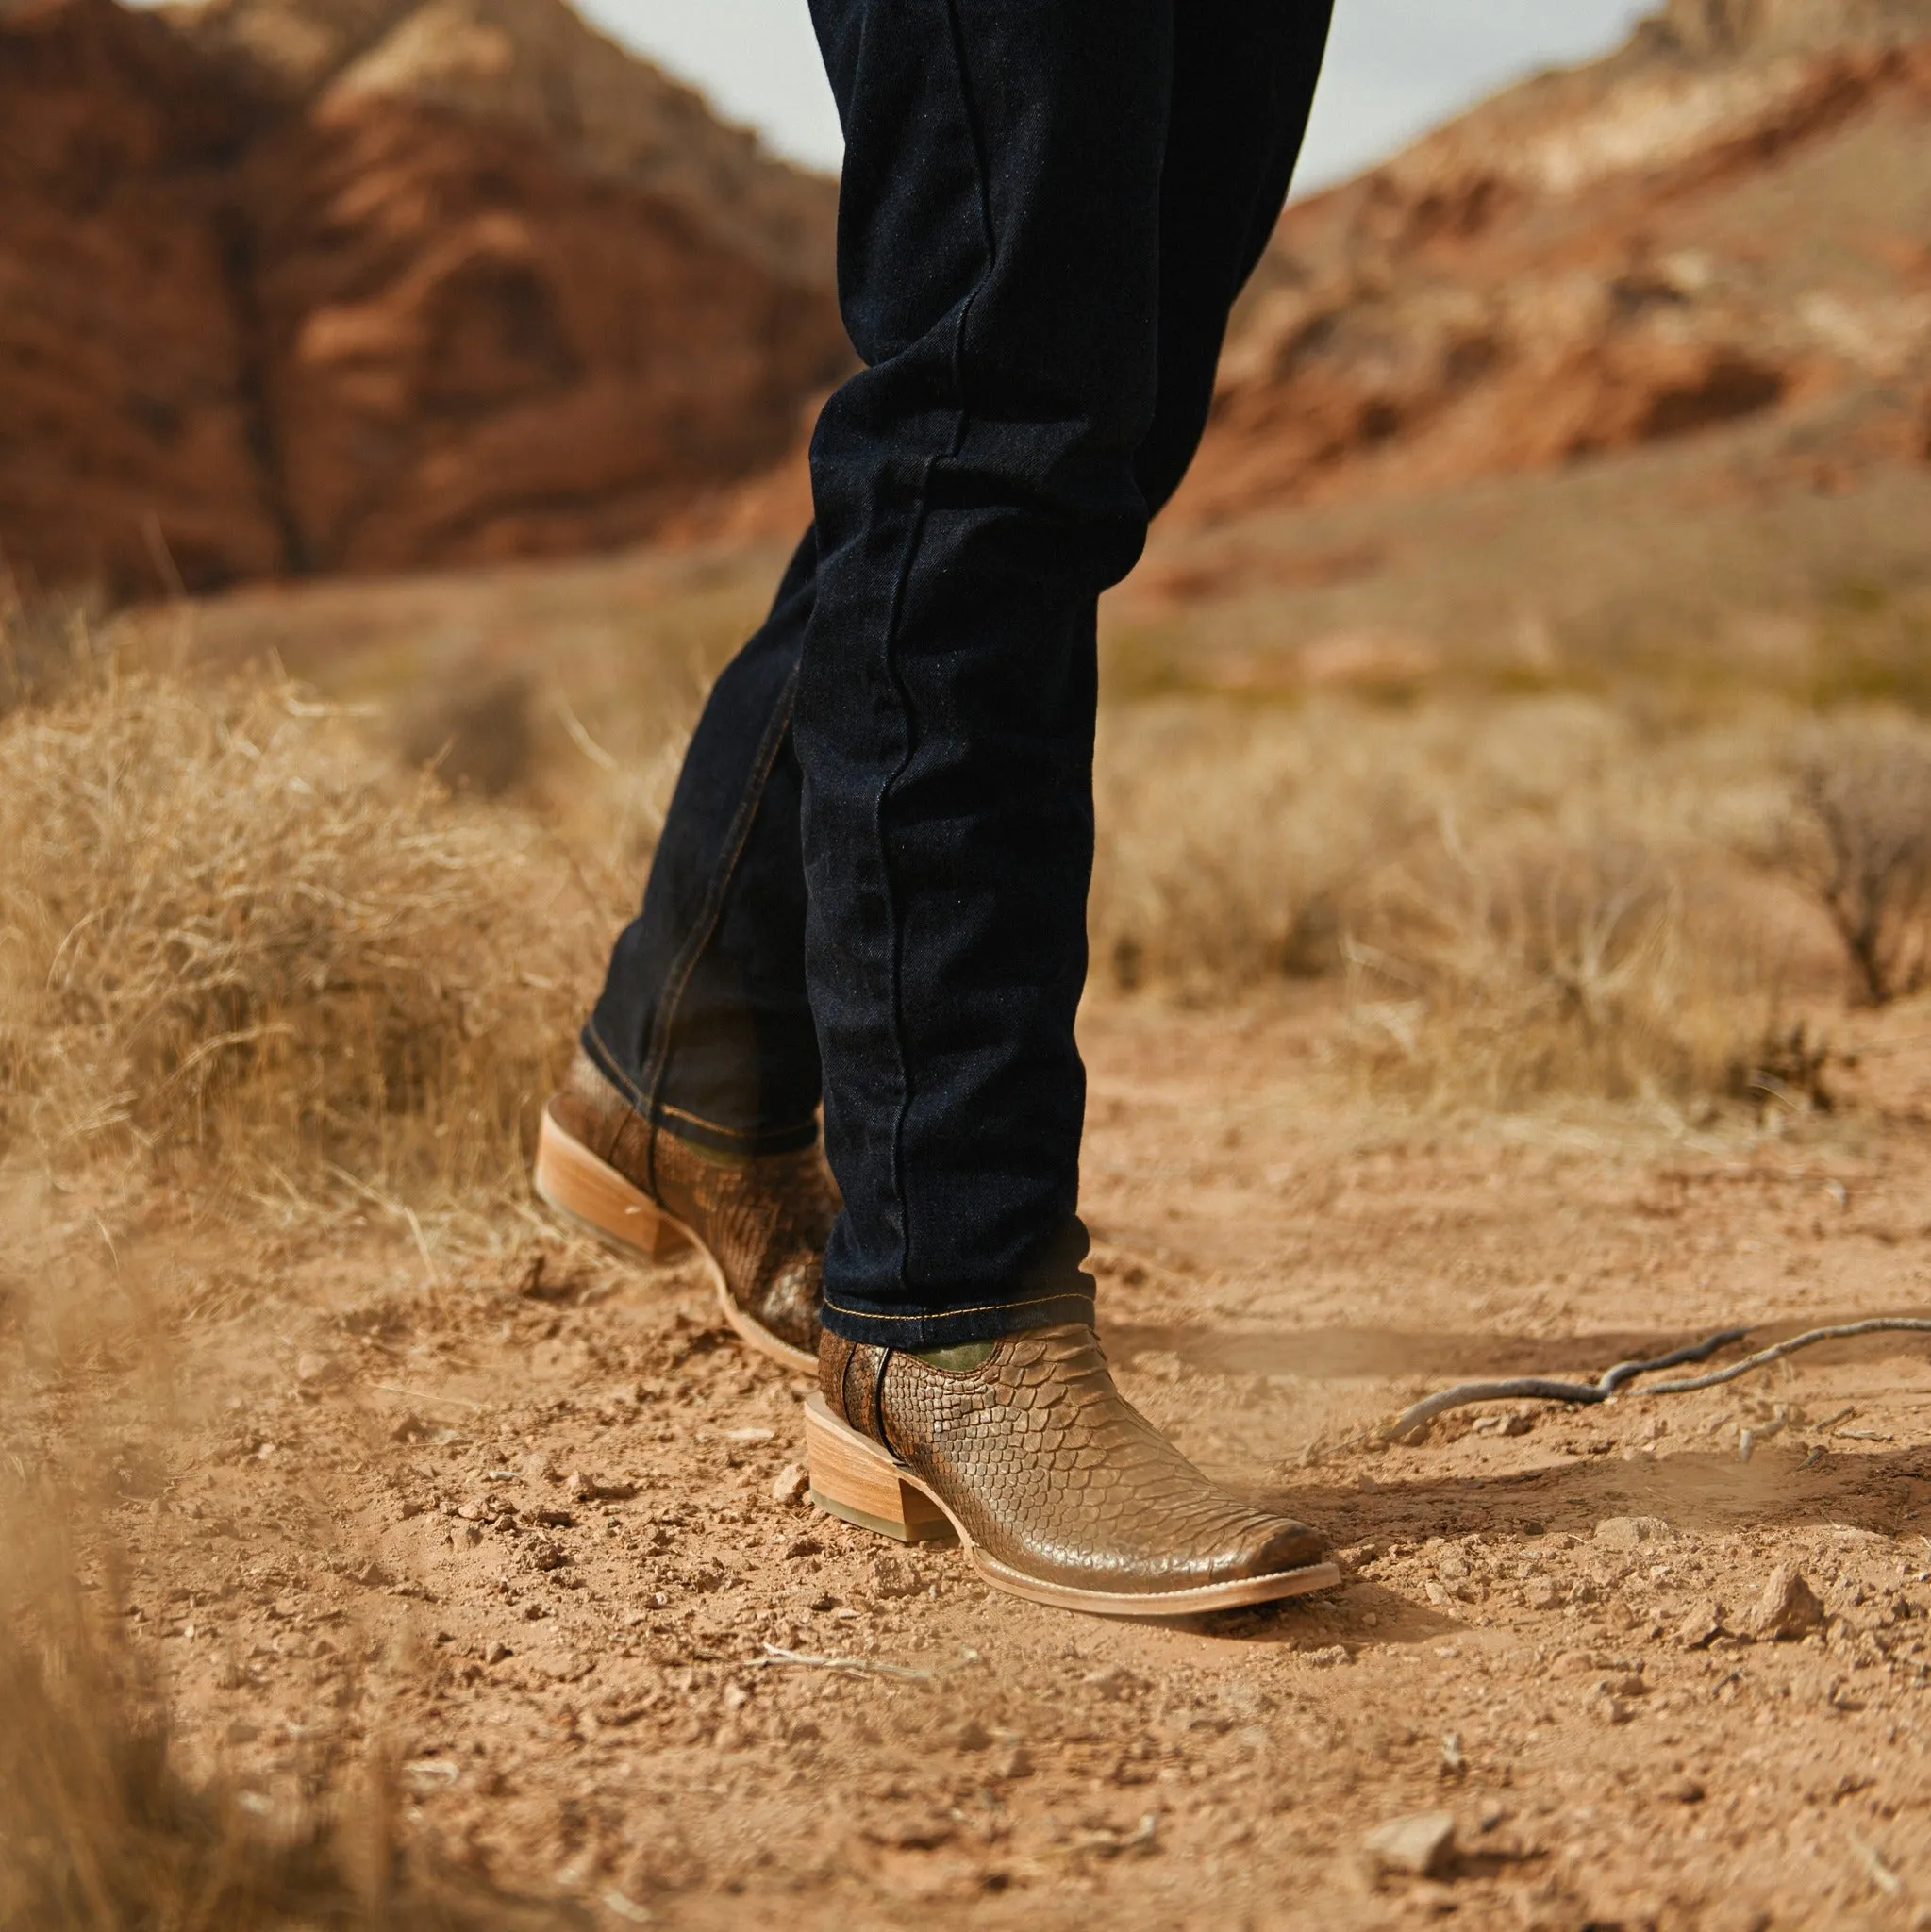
left=24, top=995, right=1931, bottom=1931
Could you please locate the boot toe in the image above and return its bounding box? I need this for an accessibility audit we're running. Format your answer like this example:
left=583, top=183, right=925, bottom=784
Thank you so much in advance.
left=1240, top=1517, right=1329, bottom=1580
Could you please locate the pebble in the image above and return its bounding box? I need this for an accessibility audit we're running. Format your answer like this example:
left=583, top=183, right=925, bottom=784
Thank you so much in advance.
left=1676, top=1598, right=1726, bottom=1649
left=1595, top=1516, right=1670, bottom=1551
left=872, top=1555, right=923, bottom=1599
left=1361, top=1810, right=1457, bottom=1879
left=1743, top=1562, right=1824, bottom=1641
left=484, top=1641, right=511, bottom=1664
left=770, top=1462, right=810, bottom=1506
left=725, top=1426, right=776, bottom=1445
left=1587, top=1689, right=1635, bottom=1724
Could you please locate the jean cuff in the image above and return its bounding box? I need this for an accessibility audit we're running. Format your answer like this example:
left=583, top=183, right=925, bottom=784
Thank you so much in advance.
left=818, top=1282, right=1098, bottom=1351
left=579, top=1024, right=820, bottom=1158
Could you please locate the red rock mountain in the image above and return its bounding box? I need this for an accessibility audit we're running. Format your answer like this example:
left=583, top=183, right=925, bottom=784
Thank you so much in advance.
left=1175, top=0, right=1931, bottom=523
left=0, top=0, right=847, bottom=593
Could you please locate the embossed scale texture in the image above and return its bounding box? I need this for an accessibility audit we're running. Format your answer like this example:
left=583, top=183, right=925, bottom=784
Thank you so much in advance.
left=822, top=1326, right=1328, bottom=1594
left=556, top=1052, right=832, bottom=1355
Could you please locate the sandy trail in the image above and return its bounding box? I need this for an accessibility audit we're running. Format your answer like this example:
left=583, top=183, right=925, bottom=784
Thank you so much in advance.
left=42, top=995, right=1931, bottom=1930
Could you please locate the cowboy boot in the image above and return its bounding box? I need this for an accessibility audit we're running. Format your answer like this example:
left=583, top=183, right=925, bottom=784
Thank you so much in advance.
left=807, top=1324, right=1339, bottom=1616
left=534, top=1050, right=833, bottom=1372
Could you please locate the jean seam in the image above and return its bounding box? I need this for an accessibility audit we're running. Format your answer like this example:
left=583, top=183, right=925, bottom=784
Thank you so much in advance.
left=868, top=0, right=998, bottom=1307
left=820, top=1290, right=1091, bottom=1322
left=629, top=670, right=803, bottom=1190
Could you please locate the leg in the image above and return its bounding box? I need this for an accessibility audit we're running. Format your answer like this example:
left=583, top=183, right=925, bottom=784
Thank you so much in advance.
left=585, top=530, right=821, bottom=1156
left=540, top=532, right=834, bottom=1374
left=800, top=0, right=1175, bottom=1350
left=800, top=0, right=1342, bottom=1616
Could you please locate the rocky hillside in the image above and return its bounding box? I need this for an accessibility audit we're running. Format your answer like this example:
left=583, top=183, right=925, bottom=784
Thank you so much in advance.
left=0, top=0, right=846, bottom=594
left=1175, top=0, right=1931, bottom=523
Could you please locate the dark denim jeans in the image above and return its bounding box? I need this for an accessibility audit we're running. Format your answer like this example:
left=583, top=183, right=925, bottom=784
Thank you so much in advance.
left=588, top=0, right=1333, bottom=1349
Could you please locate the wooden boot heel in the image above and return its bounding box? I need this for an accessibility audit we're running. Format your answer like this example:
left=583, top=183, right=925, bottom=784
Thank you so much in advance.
left=804, top=1394, right=956, bottom=1545
left=533, top=1105, right=691, bottom=1263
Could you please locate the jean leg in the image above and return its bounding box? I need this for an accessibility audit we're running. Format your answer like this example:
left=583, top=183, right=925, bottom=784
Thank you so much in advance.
left=1137, top=0, right=1335, bottom=517
left=800, top=0, right=1175, bottom=1348
left=585, top=529, right=822, bottom=1156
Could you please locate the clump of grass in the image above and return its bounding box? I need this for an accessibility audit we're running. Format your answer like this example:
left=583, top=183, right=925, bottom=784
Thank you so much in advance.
left=0, top=670, right=610, bottom=1208
left=1336, top=823, right=1775, bottom=1109
left=1090, top=696, right=1425, bottom=995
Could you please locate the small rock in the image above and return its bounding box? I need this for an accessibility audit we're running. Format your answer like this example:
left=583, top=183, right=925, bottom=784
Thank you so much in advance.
left=1523, top=1578, right=1562, bottom=1611
left=1302, top=1645, right=1351, bottom=1668
left=1595, top=1515, right=1669, bottom=1551
left=724, top=1426, right=776, bottom=1445
left=1743, top=1562, right=1825, bottom=1641
left=1361, top=1810, right=1457, bottom=1879
left=522, top=1538, right=570, bottom=1573
left=872, top=1555, right=923, bottom=1600
left=1587, top=1690, right=1634, bottom=1724
left=519, top=1452, right=555, bottom=1482
left=1666, top=1775, right=1706, bottom=1804
left=989, top=1739, right=1033, bottom=1780
left=955, top=1720, right=991, bottom=1753
left=783, top=1534, right=822, bottom=1559
left=1083, top=1664, right=1141, bottom=1700
left=484, top=1641, right=511, bottom=1664
left=293, top=1352, right=340, bottom=1389
left=1676, top=1598, right=1727, bottom=1649
left=531, top=1507, right=576, bottom=1528
left=771, top=1462, right=810, bottom=1507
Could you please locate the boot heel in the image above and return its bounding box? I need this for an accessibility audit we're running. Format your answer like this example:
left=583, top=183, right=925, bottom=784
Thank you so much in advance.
left=534, top=1106, right=690, bottom=1262
left=804, top=1395, right=956, bottom=1545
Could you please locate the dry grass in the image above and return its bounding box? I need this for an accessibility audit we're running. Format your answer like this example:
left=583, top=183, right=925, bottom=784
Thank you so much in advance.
left=1773, top=710, right=1931, bottom=1006
left=0, top=668, right=613, bottom=1217
left=0, top=1465, right=575, bottom=1931
left=1090, top=691, right=1835, bottom=1110
left=0, top=628, right=1886, bottom=1247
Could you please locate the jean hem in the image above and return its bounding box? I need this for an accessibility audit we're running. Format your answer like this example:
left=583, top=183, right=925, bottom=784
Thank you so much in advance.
left=819, top=1288, right=1097, bottom=1351
left=579, top=1024, right=819, bottom=1158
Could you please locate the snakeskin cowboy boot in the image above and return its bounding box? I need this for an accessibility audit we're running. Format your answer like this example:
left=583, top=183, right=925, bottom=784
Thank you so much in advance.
left=534, top=1050, right=834, bottom=1372
left=807, top=1324, right=1339, bottom=1616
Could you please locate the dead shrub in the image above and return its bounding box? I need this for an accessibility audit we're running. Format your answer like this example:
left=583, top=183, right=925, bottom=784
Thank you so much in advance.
left=1774, top=712, right=1931, bottom=1005
left=0, top=671, right=609, bottom=1207
left=1337, top=824, right=1771, bottom=1108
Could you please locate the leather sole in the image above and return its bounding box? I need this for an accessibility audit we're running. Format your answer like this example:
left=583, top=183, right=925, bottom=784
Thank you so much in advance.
left=803, top=1392, right=1342, bottom=1619
left=532, top=1103, right=820, bottom=1375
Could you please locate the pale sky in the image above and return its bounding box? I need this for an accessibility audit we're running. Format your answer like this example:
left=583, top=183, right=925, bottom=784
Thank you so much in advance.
left=583, top=0, right=1659, bottom=190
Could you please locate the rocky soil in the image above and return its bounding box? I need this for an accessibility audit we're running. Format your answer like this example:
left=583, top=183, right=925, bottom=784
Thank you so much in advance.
left=28, top=993, right=1931, bottom=1930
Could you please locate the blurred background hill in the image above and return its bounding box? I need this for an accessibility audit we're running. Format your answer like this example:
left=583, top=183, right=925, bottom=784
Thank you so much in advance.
left=0, top=0, right=845, bottom=593
left=2, top=0, right=1925, bottom=698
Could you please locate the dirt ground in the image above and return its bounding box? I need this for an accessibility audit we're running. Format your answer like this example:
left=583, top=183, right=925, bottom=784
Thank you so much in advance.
left=25, top=986, right=1931, bottom=1932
